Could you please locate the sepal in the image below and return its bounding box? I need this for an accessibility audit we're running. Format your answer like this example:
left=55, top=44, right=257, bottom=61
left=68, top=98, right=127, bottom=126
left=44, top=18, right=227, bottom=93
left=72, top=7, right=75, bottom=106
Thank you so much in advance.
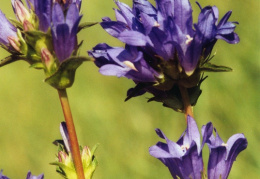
left=148, top=76, right=206, bottom=112
left=45, top=56, right=91, bottom=89
left=78, top=22, right=98, bottom=33
left=200, top=62, right=232, bottom=72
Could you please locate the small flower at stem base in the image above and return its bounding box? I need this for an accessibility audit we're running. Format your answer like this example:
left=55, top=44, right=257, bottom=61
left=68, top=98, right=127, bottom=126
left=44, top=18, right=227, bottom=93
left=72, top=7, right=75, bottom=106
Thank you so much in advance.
left=51, top=122, right=98, bottom=179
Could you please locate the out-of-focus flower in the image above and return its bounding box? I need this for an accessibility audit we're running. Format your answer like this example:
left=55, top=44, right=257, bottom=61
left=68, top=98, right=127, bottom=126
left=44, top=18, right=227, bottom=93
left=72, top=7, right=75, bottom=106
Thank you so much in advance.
left=51, top=2, right=82, bottom=62
left=0, top=170, right=44, bottom=179
left=0, top=170, right=9, bottom=179
left=150, top=117, right=248, bottom=179
left=26, top=171, right=44, bottom=179
left=89, top=0, right=239, bottom=111
left=51, top=122, right=98, bottom=179
left=205, top=125, right=248, bottom=179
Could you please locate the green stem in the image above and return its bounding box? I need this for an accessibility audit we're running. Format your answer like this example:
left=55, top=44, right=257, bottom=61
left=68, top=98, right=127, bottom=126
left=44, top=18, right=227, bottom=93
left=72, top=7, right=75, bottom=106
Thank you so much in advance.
left=179, top=85, right=194, bottom=121
left=58, top=89, right=85, bottom=179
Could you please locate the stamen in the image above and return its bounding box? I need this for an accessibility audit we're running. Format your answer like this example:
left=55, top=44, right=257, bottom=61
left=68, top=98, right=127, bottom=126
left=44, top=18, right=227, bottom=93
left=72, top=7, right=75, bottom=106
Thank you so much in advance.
left=181, top=144, right=190, bottom=151
left=221, top=143, right=228, bottom=147
left=154, top=21, right=160, bottom=27
left=185, top=35, right=193, bottom=45
left=123, top=61, right=138, bottom=71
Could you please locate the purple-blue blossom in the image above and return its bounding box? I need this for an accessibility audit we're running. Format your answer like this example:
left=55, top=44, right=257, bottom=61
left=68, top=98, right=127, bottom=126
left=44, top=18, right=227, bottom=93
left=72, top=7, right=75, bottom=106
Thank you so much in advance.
left=149, top=116, right=209, bottom=179
left=0, top=10, right=17, bottom=49
left=0, top=170, right=9, bottom=179
left=26, top=171, right=44, bottom=179
left=89, top=0, right=239, bottom=108
left=149, top=116, right=248, bottom=179
left=205, top=126, right=248, bottom=179
left=0, top=170, right=44, bottom=179
left=25, top=0, right=82, bottom=32
left=51, top=2, right=82, bottom=62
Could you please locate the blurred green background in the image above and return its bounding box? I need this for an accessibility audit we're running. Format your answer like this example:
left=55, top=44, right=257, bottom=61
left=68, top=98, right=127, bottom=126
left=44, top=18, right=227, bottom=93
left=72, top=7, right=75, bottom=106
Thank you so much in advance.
left=0, top=0, right=259, bottom=178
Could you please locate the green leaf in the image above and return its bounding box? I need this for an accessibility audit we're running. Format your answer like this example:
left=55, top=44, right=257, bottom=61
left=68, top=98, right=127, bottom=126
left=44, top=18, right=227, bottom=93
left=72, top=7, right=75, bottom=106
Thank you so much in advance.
left=78, top=22, right=99, bottom=33
left=45, top=56, right=88, bottom=89
left=200, top=62, right=232, bottom=72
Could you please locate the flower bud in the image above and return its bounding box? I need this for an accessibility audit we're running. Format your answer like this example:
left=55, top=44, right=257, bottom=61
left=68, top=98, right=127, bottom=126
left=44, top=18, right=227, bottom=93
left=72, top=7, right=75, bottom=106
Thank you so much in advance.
left=41, top=48, right=56, bottom=75
left=13, top=0, right=30, bottom=24
left=7, top=36, right=21, bottom=52
left=23, top=20, right=34, bottom=31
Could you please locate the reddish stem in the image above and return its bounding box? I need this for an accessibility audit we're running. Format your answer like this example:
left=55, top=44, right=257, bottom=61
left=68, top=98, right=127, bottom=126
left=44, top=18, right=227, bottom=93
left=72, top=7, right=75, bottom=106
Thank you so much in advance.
left=58, top=89, right=85, bottom=179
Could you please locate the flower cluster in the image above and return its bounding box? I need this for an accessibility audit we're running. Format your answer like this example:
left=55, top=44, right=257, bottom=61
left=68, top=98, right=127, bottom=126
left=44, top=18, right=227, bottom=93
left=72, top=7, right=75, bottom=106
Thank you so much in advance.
left=89, top=0, right=239, bottom=111
left=0, top=0, right=93, bottom=89
left=51, top=122, right=98, bottom=179
left=149, top=116, right=248, bottom=179
left=0, top=170, right=43, bottom=179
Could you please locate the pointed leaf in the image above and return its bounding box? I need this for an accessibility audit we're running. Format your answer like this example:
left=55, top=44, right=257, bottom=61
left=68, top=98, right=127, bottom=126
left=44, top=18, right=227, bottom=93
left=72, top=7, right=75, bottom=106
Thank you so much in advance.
left=78, top=22, right=99, bottom=33
left=200, top=62, right=232, bottom=72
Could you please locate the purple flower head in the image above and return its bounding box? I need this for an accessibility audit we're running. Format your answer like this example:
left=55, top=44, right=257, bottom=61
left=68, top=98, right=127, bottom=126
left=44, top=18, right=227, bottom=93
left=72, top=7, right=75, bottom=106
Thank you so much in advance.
left=26, top=171, right=44, bottom=179
left=0, top=170, right=9, bottom=179
left=91, top=0, right=239, bottom=74
left=205, top=124, right=248, bottom=179
left=149, top=116, right=208, bottom=179
left=0, top=10, right=17, bottom=48
left=51, top=2, right=82, bottom=62
left=89, top=0, right=239, bottom=109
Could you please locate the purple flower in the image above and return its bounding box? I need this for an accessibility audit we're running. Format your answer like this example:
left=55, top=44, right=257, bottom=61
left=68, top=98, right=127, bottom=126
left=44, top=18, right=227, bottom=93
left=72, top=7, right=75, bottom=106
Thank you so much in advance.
left=89, top=0, right=239, bottom=108
left=149, top=116, right=209, bottom=179
left=26, top=171, right=44, bottom=179
left=0, top=10, right=17, bottom=48
left=26, top=0, right=52, bottom=32
left=25, top=0, right=82, bottom=32
left=0, top=170, right=9, bottom=179
left=150, top=117, right=248, bottom=179
left=0, top=170, right=44, bottom=179
left=51, top=2, right=82, bottom=62
left=89, top=43, right=158, bottom=82
left=205, top=126, right=248, bottom=179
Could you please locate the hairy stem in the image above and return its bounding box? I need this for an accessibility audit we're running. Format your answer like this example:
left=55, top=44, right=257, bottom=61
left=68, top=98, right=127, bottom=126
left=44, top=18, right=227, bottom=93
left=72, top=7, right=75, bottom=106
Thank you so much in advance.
left=179, top=85, right=194, bottom=121
left=58, top=89, right=85, bottom=179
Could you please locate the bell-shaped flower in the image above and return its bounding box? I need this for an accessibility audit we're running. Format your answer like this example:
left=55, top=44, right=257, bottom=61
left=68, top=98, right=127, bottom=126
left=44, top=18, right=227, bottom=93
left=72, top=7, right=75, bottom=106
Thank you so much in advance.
left=89, top=43, right=158, bottom=83
left=205, top=125, right=248, bottom=179
left=51, top=2, right=82, bottom=62
left=25, top=0, right=52, bottom=32
left=0, top=10, right=18, bottom=50
left=149, top=116, right=210, bottom=179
